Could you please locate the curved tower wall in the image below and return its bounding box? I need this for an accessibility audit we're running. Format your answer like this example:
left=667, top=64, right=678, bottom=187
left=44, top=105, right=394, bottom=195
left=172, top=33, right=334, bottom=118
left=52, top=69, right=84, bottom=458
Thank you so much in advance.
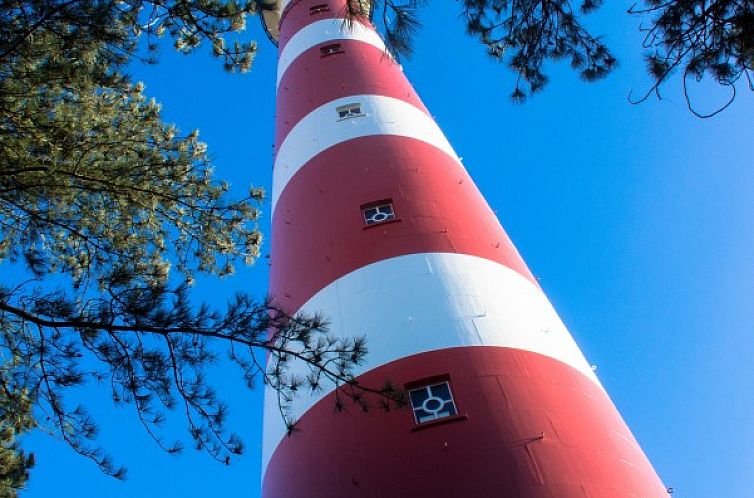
left=262, top=2, right=667, bottom=496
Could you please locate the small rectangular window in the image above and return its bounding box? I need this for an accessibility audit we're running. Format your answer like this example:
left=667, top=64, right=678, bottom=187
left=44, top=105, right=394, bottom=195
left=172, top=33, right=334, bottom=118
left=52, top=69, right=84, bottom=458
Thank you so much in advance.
left=408, top=381, right=457, bottom=424
left=309, top=4, right=330, bottom=14
left=336, top=103, right=365, bottom=120
left=320, top=43, right=344, bottom=57
left=362, top=202, right=395, bottom=225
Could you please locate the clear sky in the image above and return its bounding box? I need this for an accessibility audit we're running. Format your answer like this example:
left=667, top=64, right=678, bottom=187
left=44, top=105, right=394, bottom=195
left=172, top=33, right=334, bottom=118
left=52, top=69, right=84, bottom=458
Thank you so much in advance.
left=20, top=1, right=754, bottom=497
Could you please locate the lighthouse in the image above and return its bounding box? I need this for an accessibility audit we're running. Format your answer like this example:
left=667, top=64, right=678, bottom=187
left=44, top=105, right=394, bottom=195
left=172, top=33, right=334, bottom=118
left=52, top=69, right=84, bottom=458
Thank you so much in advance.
left=259, top=0, right=668, bottom=496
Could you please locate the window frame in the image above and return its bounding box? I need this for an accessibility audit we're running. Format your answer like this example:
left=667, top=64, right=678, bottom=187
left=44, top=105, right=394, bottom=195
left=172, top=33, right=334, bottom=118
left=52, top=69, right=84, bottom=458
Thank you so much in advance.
left=336, top=103, right=366, bottom=120
left=407, top=380, right=458, bottom=425
left=319, top=43, right=344, bottom=57
left=404, top=375, right=467, bottom=431
left=309, top=3, right=330, bottom=14
left=361, top=200, right=397, bottom=226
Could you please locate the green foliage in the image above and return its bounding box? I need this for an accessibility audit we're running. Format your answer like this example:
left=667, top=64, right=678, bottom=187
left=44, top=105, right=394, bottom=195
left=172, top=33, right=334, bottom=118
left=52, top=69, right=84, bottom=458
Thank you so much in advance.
left=1, top=29, right=262, bottom=289
left=361, top=0, right=616, bottom=100
left=0, top=0, right=258, bottom=73
left=0, top=358, right=35, bottom=498
left=462, top=0, right=615, bottom=100
left=0, top=0, right=388, bottom=480
left=362, top=0, right=751, bottom=112
left=630, top=0, right=754, bottom=117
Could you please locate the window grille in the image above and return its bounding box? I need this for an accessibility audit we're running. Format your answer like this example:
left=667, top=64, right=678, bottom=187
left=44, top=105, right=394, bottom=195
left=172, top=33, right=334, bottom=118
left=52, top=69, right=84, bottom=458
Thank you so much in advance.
left=408, top=382, right=457, bottom=424
left=362, top=202, right=395, bottom=225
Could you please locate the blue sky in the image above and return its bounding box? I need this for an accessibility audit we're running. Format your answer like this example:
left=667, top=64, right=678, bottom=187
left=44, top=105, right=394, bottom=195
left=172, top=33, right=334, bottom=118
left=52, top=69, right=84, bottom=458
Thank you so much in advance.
left=20, top=1, right=754, bottom=497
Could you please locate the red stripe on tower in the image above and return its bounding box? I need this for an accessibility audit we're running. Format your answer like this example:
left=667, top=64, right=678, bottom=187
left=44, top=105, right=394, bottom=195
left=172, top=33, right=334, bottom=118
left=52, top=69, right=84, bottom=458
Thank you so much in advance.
left=260, top=0, right=668, bottom=496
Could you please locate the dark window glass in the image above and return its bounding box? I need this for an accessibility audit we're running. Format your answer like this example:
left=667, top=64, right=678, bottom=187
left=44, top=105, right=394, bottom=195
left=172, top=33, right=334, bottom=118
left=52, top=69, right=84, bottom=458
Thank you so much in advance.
left=409, top=388, right=429, bottom=407
left=320, top=43, right=343, bottom=57
left=310, top=4, right=330, bottom=14
left=430, top=382, right=451, bottom=400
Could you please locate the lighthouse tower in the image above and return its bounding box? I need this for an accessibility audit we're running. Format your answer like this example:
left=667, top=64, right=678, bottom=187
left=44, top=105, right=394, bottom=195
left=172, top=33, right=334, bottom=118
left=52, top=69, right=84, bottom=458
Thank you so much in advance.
left=259, top=1, right=667, bottom=496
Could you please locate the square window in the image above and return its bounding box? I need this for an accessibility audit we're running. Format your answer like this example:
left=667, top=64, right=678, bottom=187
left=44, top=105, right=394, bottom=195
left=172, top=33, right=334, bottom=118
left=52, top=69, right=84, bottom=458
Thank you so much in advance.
left=408, top=381, right=457, bottom=424
left=336, top=103, right=364, bottom=120
left=362, top=202, right=395, bottom=225
left=310, top=4, right=330, bottom=14
left=320, top=43, right=344, bottom=57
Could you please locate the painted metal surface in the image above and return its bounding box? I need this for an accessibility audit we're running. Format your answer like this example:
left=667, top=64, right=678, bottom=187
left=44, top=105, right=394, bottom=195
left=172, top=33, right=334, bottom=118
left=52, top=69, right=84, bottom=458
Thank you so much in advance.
left=264, top=347, right=667, bottom=498
left=276, top=41, right=424, bottom=146
left=262, top=0, right=667, bottom=495
left=263, top=252, right=601, bottom=471
left=266, top=0, right=374, bottom=45
left=277, top=18, right=385, bottom=84
left=272, top=94, right=457, bottom=210
left=270, top=135, right=536, bottom=310
left=275, top=0, right=345, bottom=49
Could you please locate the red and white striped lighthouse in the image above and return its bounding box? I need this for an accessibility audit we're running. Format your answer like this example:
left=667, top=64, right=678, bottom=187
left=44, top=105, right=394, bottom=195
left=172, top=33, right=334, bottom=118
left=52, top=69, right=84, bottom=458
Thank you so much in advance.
left=260, top=1, right=668, bottom=496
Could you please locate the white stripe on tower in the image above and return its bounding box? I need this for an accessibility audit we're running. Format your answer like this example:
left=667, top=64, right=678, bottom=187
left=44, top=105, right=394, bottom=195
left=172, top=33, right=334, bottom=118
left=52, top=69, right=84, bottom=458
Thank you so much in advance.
left=262, top=252, right=600, bottom=471
left=277, top=19, right=386, bottom=85
left=272, top=94, right=457, bottom=211
left=263, top=0, right=667, bottom=495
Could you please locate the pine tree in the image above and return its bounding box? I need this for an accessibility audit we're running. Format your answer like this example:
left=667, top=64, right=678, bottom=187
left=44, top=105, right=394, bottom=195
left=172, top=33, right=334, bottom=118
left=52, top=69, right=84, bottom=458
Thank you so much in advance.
left=629, top=0, right=753, bottom=117
left=0, top=0, right=384, bottom=479
left=0, top=357, right=34, bottom=498
left=363, top=0, right=752, bottom=112
left=3, top=0, right=745, bottom=485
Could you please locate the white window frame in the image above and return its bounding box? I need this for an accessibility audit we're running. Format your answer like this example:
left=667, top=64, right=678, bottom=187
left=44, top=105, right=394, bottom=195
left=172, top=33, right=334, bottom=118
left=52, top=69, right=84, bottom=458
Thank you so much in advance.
left=336, top=103, right=366, bottom=120
left=362, top=202, right=395, bottom=225
left=408, top=381, right=458, bottom=424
